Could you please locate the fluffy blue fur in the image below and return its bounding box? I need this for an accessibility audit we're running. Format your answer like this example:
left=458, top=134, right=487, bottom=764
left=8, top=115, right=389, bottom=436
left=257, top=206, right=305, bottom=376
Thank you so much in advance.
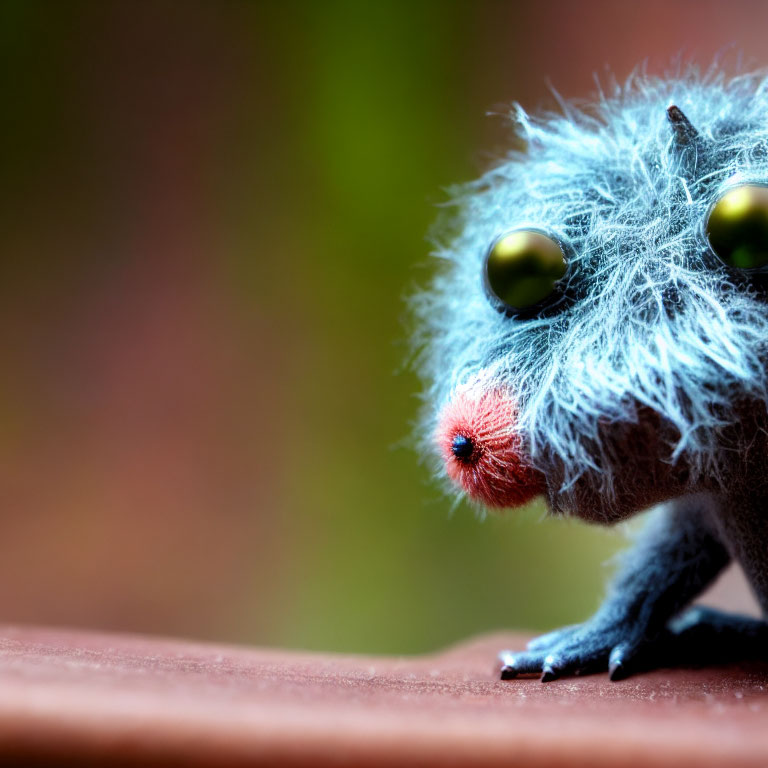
left=413, top=66, right=768, bottom=502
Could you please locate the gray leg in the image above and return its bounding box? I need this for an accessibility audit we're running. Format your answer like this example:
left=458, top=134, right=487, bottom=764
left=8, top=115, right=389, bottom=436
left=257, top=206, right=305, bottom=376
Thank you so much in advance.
left=711, top=490, right=768, bottom=614
left=500, top=494, right=731, bottom=681
left=660, top=605, right=768, bottom=666
left=638, top=490, right=768, bottom=666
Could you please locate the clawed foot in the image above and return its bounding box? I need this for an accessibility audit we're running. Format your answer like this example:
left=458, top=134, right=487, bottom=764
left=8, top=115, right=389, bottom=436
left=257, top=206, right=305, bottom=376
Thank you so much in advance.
left=499, top=617, right=633, bottom=682
left=499, top=606, right=768, bottom=683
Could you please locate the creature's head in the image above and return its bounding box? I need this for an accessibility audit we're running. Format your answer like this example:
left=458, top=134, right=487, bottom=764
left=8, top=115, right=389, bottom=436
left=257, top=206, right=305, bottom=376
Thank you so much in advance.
left=413, top=69, right=768, bottom=523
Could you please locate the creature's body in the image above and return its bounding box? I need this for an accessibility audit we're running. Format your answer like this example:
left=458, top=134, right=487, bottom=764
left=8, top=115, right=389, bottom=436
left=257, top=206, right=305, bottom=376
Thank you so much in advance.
left=414, top=69, right=768, bottom=681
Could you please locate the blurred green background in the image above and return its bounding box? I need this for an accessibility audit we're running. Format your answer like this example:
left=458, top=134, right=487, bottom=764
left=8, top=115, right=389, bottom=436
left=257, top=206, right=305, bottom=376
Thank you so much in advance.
left=0, top=0, right=764, bottom=655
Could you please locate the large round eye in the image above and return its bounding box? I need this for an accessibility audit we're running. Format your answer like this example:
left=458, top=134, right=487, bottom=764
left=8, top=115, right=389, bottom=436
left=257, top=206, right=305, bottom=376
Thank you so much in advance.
left=484, top=230, right=567, bottom=312
left=706, top=185, right=768, bottom=270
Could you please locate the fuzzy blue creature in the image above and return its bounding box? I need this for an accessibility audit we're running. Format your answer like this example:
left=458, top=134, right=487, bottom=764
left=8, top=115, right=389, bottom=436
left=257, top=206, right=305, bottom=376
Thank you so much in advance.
left=414, top=66, right=768, bottom=680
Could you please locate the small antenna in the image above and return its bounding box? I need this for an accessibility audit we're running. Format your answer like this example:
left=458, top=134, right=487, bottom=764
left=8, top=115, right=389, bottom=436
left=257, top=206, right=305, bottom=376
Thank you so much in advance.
left=666, top=105, right=703, bottom=184
left=666, top=105, right=699, bottom=148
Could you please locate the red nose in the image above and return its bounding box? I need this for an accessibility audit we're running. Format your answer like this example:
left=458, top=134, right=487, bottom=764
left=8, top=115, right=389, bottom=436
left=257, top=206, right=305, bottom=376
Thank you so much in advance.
left=435, top=389, right=545, bottom=508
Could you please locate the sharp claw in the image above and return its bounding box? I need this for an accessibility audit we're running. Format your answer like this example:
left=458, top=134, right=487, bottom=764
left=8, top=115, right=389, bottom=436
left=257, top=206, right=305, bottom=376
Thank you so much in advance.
left=500, top=664, right=517, bottom=680
left=608, top=644, right=631, bottom=681
left=540, top=665, right=559, bottom=683
left=609, top=659, right=628, bottom=681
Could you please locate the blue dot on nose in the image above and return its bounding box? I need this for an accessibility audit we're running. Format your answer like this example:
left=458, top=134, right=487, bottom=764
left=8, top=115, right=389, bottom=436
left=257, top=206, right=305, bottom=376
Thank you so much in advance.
left=451, top=434, right=474, bottom=461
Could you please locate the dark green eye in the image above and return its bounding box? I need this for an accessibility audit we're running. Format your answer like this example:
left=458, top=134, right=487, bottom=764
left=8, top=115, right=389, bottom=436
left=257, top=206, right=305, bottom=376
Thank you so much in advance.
left=706, top=185, right=768, bottom=270
left=484, top=230, right=568, bottom=312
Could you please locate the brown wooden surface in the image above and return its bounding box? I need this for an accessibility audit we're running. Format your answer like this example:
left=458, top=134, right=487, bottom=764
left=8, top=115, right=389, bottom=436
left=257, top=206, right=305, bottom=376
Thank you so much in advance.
left=1, top=625, right=768, bottom=766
